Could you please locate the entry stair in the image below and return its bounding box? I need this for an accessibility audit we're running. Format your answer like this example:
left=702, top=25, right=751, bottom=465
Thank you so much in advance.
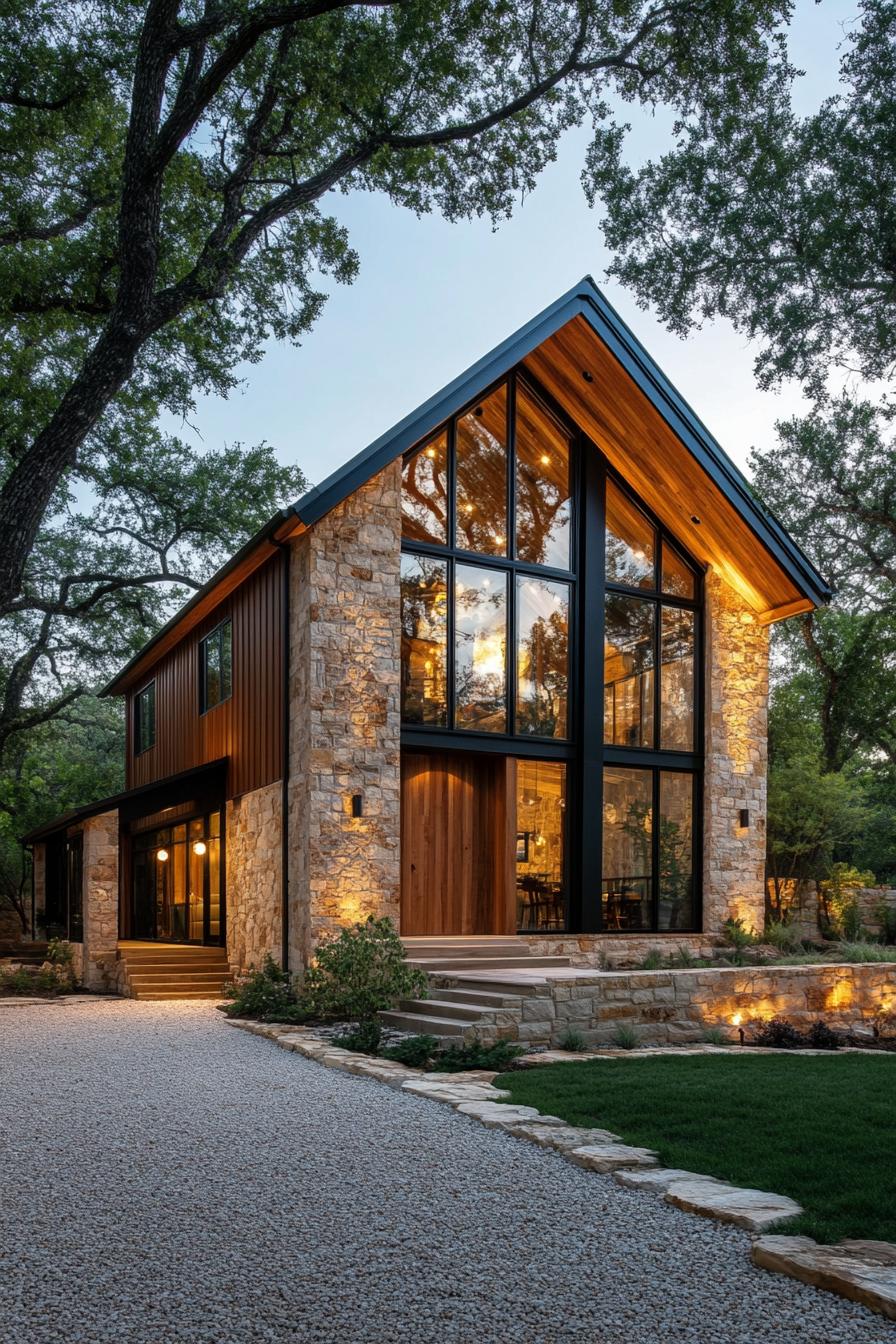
left=117, top=942, right=231, bottom=1000
left=380, top=937, right=569, bottom=1041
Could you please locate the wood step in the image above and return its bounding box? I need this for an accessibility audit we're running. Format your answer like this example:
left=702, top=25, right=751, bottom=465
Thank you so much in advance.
left=126, top=973, right=230, bottom=988
left=132, top=989, right=227, bottom=1000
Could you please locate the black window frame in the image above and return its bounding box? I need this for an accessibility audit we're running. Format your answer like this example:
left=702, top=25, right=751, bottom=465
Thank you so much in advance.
left=199, top=618, right=233, bottom=715
left=134, top=680, right=156, bottom=756
left=399, top=363, right=705, bottom=936
left=400, top=369, right=578, bottom=749
left=43, top=832, right=83, bottom=941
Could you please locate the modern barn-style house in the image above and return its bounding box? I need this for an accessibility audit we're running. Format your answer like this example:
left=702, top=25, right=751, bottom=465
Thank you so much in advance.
left=24, top=279, right=830, bottom=1000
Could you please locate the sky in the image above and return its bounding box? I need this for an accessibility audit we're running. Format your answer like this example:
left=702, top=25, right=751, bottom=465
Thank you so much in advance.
left=166, top=0, right=857, bottom=491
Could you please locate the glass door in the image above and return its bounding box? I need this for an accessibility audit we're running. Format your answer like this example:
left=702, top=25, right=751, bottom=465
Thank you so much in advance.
left=131, top=811, right=224, bottom=943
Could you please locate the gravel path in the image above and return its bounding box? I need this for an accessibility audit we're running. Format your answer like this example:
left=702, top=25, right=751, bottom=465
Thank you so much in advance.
left=2, top=1000, right=894, bottom=1344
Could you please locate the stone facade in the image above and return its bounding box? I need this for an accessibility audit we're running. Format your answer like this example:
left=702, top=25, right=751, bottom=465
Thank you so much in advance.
left=79, top=809, right=120, bottom=991
left=226, top=781, right=282, bottom=973
left=288, top=462, right=403, bottom=967
left=432, top=961, right=896, bottom=1048
left=703, top=570, right=769, bottom=935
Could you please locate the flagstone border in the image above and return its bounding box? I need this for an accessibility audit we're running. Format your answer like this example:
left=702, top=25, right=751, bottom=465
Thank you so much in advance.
left=226, top=1018, right=896, bottom=1319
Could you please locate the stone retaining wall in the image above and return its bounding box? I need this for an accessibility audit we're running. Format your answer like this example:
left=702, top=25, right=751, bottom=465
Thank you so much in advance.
left=518, top=934, right=718, bottom=968
left=434, top=962, right=896, bottom=1048
left=78, top=809, right=120, bottom=991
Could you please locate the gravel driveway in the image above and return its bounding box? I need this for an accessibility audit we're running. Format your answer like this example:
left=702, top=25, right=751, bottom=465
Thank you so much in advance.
left=2, top=1000, right=893, bottom=1344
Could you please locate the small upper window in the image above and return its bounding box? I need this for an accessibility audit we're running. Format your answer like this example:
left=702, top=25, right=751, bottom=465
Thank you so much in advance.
left=200, top=619, right=233, bottom=713
left=135, top=682, right=156, bottom=755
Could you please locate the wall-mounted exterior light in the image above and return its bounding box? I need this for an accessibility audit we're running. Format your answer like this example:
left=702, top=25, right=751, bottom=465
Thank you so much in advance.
left=351, top=794, right=363, bottom=818
left=739, top=808, right=751, bottom=828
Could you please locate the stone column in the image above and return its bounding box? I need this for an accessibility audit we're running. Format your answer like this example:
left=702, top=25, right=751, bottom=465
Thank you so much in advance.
left=80, top=809, right=120, bottom=990
left=288, top=461, right=403, bottom=969
left=225, top=781, right=282, bottom=974
left=702, top=570, right=769, bottom=937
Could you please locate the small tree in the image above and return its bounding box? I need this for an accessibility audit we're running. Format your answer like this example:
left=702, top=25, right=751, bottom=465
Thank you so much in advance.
left=302, top=916, right=427, bottom=1028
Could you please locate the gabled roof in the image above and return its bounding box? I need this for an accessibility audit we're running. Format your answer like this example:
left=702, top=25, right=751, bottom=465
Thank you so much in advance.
left=105, top=276, right=830, bottom=695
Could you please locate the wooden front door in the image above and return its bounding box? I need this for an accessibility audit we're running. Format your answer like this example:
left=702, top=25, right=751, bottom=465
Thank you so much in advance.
left=401, top=750, right=516, bottom=936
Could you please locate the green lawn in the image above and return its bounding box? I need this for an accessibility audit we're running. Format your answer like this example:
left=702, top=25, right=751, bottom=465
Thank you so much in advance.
left=499, top=1054, right=896, bottom=1243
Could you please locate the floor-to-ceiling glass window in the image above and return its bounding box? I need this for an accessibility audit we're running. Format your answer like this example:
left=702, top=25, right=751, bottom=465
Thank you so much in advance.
left=399, top=370, right=702, bottom=934
left=602, top=478, right=701, bottom=931
left=132, top=810, right=224, bottom=943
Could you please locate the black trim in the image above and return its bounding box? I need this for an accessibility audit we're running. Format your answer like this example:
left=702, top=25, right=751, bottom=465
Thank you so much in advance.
left=134, top=680, right=156, bottom=756
left=199, top=617, right=233, bottom=715
left=103, top=276, right=829, bottom=704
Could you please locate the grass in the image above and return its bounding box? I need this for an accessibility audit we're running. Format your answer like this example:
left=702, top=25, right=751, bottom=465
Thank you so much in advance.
left=499, top=1054, right=896, bottom=1244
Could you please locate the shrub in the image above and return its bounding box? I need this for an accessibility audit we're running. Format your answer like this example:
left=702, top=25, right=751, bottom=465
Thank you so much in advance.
left=613, top=1023, right=639, bottom=1050
left=429, top=1039, right=526, bottom=1073
left=332, top=1020, right=383, bottom=1054
left=223, top=955, right=308, bottom=1022
left=873, top=900, right=896, bottom=946
left=45, top=938, right=74, bottom=967
left=832, top=941, right=896, bottom=964
left=752, top=1017, right=805, bottom=1049
left=702, top=1026, right=728, bottom=1045
left=301, top=916, right=427, bottom=1024
left=558, top=1027, right=587, bottom=1052
left=638, top=948, right=664, bottom=970
left=723, top=917, right=757, bottom=951
left=380, top=1034, right=441, bottom=1068
left=0, top=966, right=61, bottom=996
left=805, top=1020, right=843, bottom=1051
left=763, top=919, right=802, bottom=954
left=672, top=944, right=696, bottom=968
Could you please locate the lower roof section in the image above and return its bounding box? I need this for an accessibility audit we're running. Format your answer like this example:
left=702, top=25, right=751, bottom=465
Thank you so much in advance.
left=21, top=760, right=227, bottom=845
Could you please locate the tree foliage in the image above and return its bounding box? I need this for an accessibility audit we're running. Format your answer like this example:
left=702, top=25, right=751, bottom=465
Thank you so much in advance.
left=0, top=0, right=795, bottom=611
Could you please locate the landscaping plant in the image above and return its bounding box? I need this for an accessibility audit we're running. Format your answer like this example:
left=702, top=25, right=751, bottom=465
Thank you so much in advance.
left=380, top=1035, right=442, bottom=1069
left=558, top=1027, right=587, bottom=1053
left=612, top=1024, right=639, bottom=1050
left=751, top=1016, right=807, bottom=1049
left=301, top=917, right=427, bottom=1027
left=223, top=955, right=308, bottom=1024
left=429, top=1039, right=526, bottom=1073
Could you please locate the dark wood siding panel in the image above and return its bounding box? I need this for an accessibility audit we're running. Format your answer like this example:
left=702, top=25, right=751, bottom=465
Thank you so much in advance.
left=126, top=552, right=284, bottom=798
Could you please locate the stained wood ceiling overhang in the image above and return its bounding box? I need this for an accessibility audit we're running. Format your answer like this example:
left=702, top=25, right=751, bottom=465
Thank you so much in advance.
left=524, top=313, right=813, bottom=620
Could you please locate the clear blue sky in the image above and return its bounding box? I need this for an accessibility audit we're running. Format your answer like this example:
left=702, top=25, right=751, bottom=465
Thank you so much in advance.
left=169, top=1, right=855, bottom=488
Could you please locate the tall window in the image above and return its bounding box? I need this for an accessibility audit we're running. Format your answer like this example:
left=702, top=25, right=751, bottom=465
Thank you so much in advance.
left=200, top=619, right=233, bottom=713
left=399, top=371, right=703, bottom=936
left=135, top=681, right=156, bottom=755
left=400, top=375, right=573, bottom=739
left=44, top=833, right=83, bottom=941
left=601, top=477, right=700, bottom=932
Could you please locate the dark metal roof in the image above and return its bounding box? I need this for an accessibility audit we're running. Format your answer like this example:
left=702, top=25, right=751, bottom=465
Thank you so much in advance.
left=102, top=276, right=831, bottom=697
left=288, top=275, right=831, bottom=607
left=20, top=760, right=227, bottom=844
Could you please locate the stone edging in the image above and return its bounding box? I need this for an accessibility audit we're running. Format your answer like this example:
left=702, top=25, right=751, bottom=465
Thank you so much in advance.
left=226, top=1018, right=896, bottom=1319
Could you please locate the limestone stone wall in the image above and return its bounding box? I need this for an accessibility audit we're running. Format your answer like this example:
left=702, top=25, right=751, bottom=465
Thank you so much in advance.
left=79, top=809, right=120, bottom=991
left=433, top=961, right=896, bottom=1048
left=703, top=570, right=769, bottom=937
left=226, top=780, right=282, bottom=973
left=288, top=462, right=402, bottom=968
left=31, top=842, right=45, bottom=937
left=519, top=933, right=718, bottom=968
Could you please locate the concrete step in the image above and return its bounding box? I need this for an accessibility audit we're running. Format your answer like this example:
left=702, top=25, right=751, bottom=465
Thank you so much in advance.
left=379, top=1010, right=469, bottom=1036
left=432, top=976, right=547, bottom=998
left=407, top=955, right=570, bottom=971
left=398, top=997, right=491, bottom=1022
left=430, top=987, right=526, bottom=1009
left=402, top=942, right=525, bottom=958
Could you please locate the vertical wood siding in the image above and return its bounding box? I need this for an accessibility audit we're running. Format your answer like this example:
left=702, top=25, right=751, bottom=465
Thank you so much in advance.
left=125, top=552, right=284, bottom=799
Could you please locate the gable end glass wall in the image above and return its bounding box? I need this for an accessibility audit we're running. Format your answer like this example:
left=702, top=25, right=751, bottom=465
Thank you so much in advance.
left=399, top=368, right=703, bottom=935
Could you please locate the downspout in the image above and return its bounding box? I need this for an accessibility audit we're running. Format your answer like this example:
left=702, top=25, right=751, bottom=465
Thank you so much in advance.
left=273, top=540, right=291, bottom=972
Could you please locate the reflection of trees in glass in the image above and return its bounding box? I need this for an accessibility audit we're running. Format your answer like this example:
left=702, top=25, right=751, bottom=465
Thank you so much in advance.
left=658, top=813, right=692, bottom=928
left=619, top=798, right=652, bottom=878
left=517, top=608, right=568, bottom=736
left=400, top=556, right=447, bottom=724
left=401, top=435, right=448, bottom=544
left=455, top=576, right=506, bottom=730
left=456, top=390, right=507, bottom=555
